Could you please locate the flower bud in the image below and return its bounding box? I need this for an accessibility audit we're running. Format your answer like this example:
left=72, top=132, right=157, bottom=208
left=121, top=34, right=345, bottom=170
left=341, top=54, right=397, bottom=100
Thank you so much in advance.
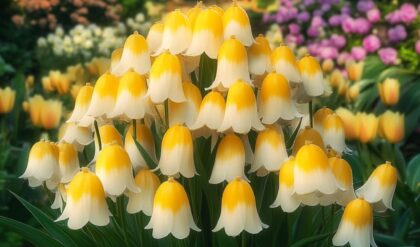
left=378, top=110, right=404, bottom=143
left=378, top=78, right=399, bottom=106
left=0, top=86, right=15, bottom=114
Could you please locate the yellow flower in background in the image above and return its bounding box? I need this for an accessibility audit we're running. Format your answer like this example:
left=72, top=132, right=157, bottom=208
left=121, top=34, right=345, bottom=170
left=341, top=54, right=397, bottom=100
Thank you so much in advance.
left=49, top=70, right=71, bottom=95
left=250, top=125, right=288, bottom=173
left=25, top=95, right=45, bottom=127
left=258, top=72, right=298, bottom=124
left=0, top=86, right=15, bottom=114
left=85, top=57, right=110, bottom=77
left=313, top=107, right=334, bottom=134
left=112, top=31, right=150, bottom=76
left=218, top=80, right=264, bottom=134
left=57, top=168, right=110, bottom=230
left=223, top=2, right=254, bottom=46
left=322, top=114, right=347, bottom=154
left=327, top=156, right=356, bottom=206
left=186, top=8, right=223, bottom=59
left=355, top=112, right=378, bottom=143
left=127, top=169, right=160, bottom=215
left=329, top=69, right=345, bottom=88
left=148, top=52, right=185, bottom=103
left=41, top=100, right=62, bottom=130
left=292, top=126, right=325, bottom=155
left=67, top=83, right=94, bottom=123
left=208, top=37, right=251, bottom=90
left=378, top=78, right=400, bottom=106
left=25, top=75, right=34, bottom=89
left=332, top=198, right=376, bottom=247
left=169, top=82, right=202, bottom=128
left=322, top=59, right=334, bottom=73
left=191, top=91, right=225, bottom=134
left=110, top=47, right=123, bottom=72
left=356, top=162, right=397, bottom=212
left=158, top=125, right=196, bottom=178
left=158, top=10, right=192, bottom=55
left=66, top=64, right=86, bottom=85
left=335, top=107, right=358, bottom=140
left=124, top=123, right=156, bottom=171
left=214, top=177, right=266, bottom=236
left=42, top=76, right=54, bottom=92
left=20, top=140, right=59, bottom=188
left=209, top=133, right=246, bottom=184
left=347, top=82, right=360, bottom=101
left=95, top=144, right=139, bottom=196
left=346, top=60, right=363, bottom=81
left=146, top=22, right=164, bottom=54
left=146, top=177, right=200, bottom=239
left=248, top=34, right=272, bottom=75
left=271, top=44, right=301, bottom=83
left=70, top=84, right=82, bottom=100
left=378, top=111, right=404, bottom=143
left=298, top=55, right=325, bottom=97
left=271, top=157, right=300, bottom=212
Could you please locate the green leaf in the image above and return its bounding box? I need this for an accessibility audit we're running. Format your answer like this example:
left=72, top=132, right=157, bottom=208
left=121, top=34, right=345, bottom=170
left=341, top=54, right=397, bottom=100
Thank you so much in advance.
left=362, top=55, right=388, bottom=80
left=133, top=137, right=157, bottom=169
left=406, top=154, right=420, bottom=192
left=289, top=232, right=330, bottom=247
left=374, top=233, right=406, bottom=247
left=0, top=216, right=63, bottom=247
left=198, top=53, right=217, bottom=95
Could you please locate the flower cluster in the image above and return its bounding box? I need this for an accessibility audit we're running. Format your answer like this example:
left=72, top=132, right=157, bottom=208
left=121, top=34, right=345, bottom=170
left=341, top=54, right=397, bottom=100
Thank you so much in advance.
left=20, top=2, right=400, bottom=246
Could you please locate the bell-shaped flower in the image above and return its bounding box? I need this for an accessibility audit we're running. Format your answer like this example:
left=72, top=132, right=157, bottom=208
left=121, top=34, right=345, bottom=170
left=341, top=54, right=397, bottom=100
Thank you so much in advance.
left=95, top=144, right=139, bottom=196
left=208, top=37, right=251, bottom=90
left=258, top=72, right=299, bottom=124
left=169, top=82, right=202, bottom=128
left=292, top=126, right=325, bottom=155
left=327, top=156, right=356, bottom=206
left=222, top=2, right=253, bottom=46
left=146, top=177, right=200, bottom=239
left=218, top=80, right=264, bottom=134
left=94, top=124, right=123, bottom=157
left=191, top=91, right=225, bottom=135
left=110, top=48, right=122, bottom=73
left=250, top=125, right=287, bottom=174
left=322, top=114, right=347, bottom=154
left=124, top=122, right=156, bottom=171
left=248, top=35, right=272, bottom=75
left=356, top=162, right=397, bottom=212
left=127, top=169, right=160, bottom=215
left=146, top=22, right=164, bottom=54
left=148, top=52, right=185, bottom=103
left=298, top=55, right=324, bottom=97
left=60, top=123, right=93, bottom=151
left=85, top=73, right=119, bottom=120
left=57, top=143, right=80, bottom=184
left=56, top=168, right=110, bottom=230
left=332, top=198, right=377, bottom=247
left=158, top=125, right=196, bottom=178
left=157, top=10, right=192, bottom=55
left=209, top=133, right=247, bottom=184
left=110, top=70, right=148, bottom=120
left=313, top=107, right=333, bottom=134
left=68, top=84, right=94, bottom=126
left=112, top=32, right=150, bottom=76
left=271, top=44, right=301, bottom=83
left=213, top=177, right=266, bottom=236
left=271, top=157, right=300, bottom=212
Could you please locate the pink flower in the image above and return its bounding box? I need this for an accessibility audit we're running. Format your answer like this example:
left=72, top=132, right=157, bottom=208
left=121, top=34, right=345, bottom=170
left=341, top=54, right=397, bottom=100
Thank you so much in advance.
left=351, top=46, right=367, bottom=61
left=367, top=8, right=381, bottom=23
left=378, top=47, right=398, bottom=65
left=400, top=3, right=417, bottom=25
left=363, top=35, right=381, bottom=53
left=415, top=40, right=420, bottom=55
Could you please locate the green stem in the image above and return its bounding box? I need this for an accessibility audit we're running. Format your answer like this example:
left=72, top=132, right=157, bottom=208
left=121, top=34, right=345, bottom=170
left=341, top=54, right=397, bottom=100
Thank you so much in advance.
left=241, top=231, right=247, bottom=247
left=94, top=120, right=102, bottom=151
left=164, top=99, right=170, bottom=129
left=133, top=119, right=137, bottom=139
left=309, top=101, right=313, bottom=128
left=117, top=197, right=130, bottom=246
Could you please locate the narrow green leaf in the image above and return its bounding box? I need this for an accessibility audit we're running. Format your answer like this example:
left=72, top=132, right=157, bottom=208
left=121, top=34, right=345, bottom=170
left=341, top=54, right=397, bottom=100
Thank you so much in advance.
left=133, top=137, right=157, bottom=169
left=0, top=216, right=63, bottom=247
left=289, top=232, right=330, bottom=247
left=406, top=154, right=420, bottom=192
left=374, top=233, right=406, bottom=247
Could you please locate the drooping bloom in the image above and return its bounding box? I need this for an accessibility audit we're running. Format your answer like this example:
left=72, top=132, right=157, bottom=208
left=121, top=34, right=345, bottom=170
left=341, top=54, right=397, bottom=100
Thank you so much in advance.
left=148, top=52, right=185, bottom=104
left=213, top=177, right=266, bottom=236
left=223, top=2, right=253, bottom=46
left=248, top=34, right=272, bottom=75
left=158, top=125, right=196, bottom=178
left=356, top=162, right=397, bottom=212
left=20, top=140, right=59, bottom=188
left=209, top=133, right=246, bottom=184
left=378, top=111, right=404, bottom=143
left=0, top=86, right=16, bottom=114
left=327, top=156, right=356, bottom=206
left=127, top=169, right=160, bottom=215
left=158, top=10, right=192, bottom=55
left=332, top=198, right=376, bottom=247
left=110, top=48, right=123, bottom=73
left=56, top=168, right=110, bottom=230
left=146, top=22, right=164, bottom=54
left=271, top=44, right=301, bottom=83
left=313, top=107, right=334, bottom=134
left=191, top=91, right=225, bottom=134
left=250, top=126, right=287, bottom=173
left=56, top=143, right=80, bottom=184
left=85, top=73, right=119, bottom=120
left=186, top=8, right=223, bottom=59
left=95, top=144, right=139, bottom=196
left=378, top=78, right=399, bottom=106
left=218, top=80, right=264, bottom=134
left=298, top=55, right=325, bottom=96
left=125, top=123, right=156, bottom=171
left=67, top=84, right=94, bottom=124
left=110, top=70, right=148, bottom=120
left=208, top=37, right=251, bottom=90
left=95, top=124, right=123, bottom=155
left=335, top=107, right=358, bottom=140
left=169, top=82, right=202, bottom=128
left=258, top=72, right=299, bottom=124
left=355, top=112, right=378, bottom=143
left=271, top=157, right=300, bottom=212
left=292, top=126, right=325, bottom=155
left=322, top=114, right=346, bottom=154
left=60, top=123, right=93, bottom=150
left=112, top=32, right=150, bottom=76
left=146, top=177, right=200, bottom=239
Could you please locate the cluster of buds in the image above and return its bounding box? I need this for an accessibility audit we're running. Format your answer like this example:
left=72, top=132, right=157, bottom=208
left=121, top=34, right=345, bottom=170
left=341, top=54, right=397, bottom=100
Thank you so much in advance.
left=21, top=2, right=399, bottom=246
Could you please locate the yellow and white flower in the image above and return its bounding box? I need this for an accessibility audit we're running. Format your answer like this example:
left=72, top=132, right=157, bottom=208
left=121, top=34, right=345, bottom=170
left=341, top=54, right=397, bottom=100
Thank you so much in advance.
left=95, top=124, right=123, bottom=156
left=218, top=80, right=264, bottom=134
left=110, top=48, right=122, bottom=73
left=298, top=55, right=324, bottom=97
left=95, top=144, right=139, bottom=196
left=313, top=107, right=334, bottom=134
left=110, top=70, right=148, bottom=120
left=146, top=22, right=164, bottom=54
left=85, top=73, right=119, bottom=120
left=335, top=107, right=358, bottom=140
left=258, top=72, right=298, bottom=124
left=57, top=143, right=80, bottom=184
left=248, top=35, right=272, bottom=75
left=157, top=10, right=191, bottom=55
left=271, top=157, right=300, bottom=212
left=124, top=122, right=156, bottom=171
left=191, top=91, right=225, bottom=133
left=208, top=37, right=251, bottom=90
left=56, top=168, right=110, bottom=230
left=112, top=32, right=150, bottom=76
left=67, top=84, right=94, bottom=124
left=250, top=126, right=287, bottom=173
left=209, top=134, right=246, bottom=184
left=271, top=45, right=301, bottom=83
left=158, top=125, right=196, bottom=178
left=60, top=123, right=93, bottom=150
left=169, top=82, right=202, bottom=128
left=148, top=52, right=185, bottom=103
left=322, top=114, right=347, bottom=154
left=327, top=156, right=356, bottom=206
left=332, top=198, right=376, bottom=247
left=222, top=2, right=254, bottom=46
left=146, top=177, right=200, bottom=239
left=292, top=126, right=325, bottom=155
left=356, top=162, right=397, bottom=212
left=213, top=177, right=266, bottom=236
left=127, top=169, right=160, bottom=215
